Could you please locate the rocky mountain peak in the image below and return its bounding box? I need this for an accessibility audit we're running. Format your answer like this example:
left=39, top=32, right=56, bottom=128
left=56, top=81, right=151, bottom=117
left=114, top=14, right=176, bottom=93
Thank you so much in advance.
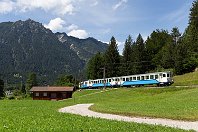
left=11, top=19, right=51, bottom=34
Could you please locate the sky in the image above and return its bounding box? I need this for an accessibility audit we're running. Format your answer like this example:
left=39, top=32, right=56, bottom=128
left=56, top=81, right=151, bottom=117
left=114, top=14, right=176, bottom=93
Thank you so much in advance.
left=0, top=0, right=195, bottom=53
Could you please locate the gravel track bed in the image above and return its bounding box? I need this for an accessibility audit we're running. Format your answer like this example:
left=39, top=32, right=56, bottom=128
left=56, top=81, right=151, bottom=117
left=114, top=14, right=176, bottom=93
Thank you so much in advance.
left=59, top=104, right=198, bottom=131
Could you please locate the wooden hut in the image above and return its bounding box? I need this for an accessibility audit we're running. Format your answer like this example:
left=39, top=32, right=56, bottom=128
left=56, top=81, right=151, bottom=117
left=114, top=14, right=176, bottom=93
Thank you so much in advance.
left=30, top=86, right=74, bottom=100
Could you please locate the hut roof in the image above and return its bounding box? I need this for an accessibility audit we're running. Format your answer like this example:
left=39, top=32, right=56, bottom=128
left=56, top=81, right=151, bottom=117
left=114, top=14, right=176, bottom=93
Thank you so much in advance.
left=30, top=86, right=74, bottom=92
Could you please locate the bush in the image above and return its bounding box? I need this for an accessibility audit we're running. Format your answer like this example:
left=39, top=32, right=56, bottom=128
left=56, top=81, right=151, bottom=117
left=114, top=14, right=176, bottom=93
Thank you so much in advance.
left=8, top=96, right=15, bottom=100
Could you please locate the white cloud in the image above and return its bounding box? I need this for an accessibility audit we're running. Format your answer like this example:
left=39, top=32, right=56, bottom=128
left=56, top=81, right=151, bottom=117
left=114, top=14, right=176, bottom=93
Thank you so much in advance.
left=116, top=41, right=124, bottom=54
left=103, top=39, right=124, bottom=55
left=90, top=0, right=98, bottom=7
left=68, top=29, right=88, bottom=39
left=112, top=0, right=128, bottom=10
left=66, top=23, right=88, bottom=39
left=0, top=0, right=75, bottom=15
left=0, top=0, right=14, bottom=14
left=44, top=18, right=66, bottom=32
left=66, top=24, right=78, bottom=31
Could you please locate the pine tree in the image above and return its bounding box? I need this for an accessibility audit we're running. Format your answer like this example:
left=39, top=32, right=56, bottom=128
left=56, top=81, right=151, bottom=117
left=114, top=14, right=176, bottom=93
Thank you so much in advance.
left=86, top=52, right=104, bottom=79
left=26, top=73, right=37, bottom=93
left=122, top=35, right=132, bottom=75
left=145, top=29, right=172, bottom=70
left=104, top=36, right=120, bottom=77
left=160, top=27, right=180, bottom=69
left=133, top=34, right=146, bottom=74
left=0, top=79, right=4, bottom=98
left=188, top=0, right=198, bottom=52
left=171, top=27, right=181, bottom=45
left=21, top=84, right=26, bottom=94
left=174, top=0, right=198, bottom=74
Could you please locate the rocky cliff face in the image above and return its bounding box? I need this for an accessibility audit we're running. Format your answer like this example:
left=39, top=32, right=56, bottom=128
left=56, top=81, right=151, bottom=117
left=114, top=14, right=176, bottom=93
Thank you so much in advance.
left=56, top=32, right=107, bottom=61
left=0, top=19, right=107, bottom=84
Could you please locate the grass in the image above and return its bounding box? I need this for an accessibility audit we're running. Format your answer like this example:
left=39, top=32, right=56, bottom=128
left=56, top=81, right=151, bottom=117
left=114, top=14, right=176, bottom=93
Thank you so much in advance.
left=72, top=87, right=198, bottom=121
left=173, top=71, right=198, bottom=86
left=0, top=88, right=195, bottom=132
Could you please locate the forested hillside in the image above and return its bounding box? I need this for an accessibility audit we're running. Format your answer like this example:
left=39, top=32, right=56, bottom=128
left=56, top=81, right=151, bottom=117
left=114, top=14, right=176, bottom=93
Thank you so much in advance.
left=0, top=19, right=107, bottom=84
left=86, top=0, right=198, bottom=79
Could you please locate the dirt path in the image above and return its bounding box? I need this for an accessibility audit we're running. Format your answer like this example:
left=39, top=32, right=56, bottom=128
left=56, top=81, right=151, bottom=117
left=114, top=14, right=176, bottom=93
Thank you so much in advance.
left=59, top=104, right=198, bottom=131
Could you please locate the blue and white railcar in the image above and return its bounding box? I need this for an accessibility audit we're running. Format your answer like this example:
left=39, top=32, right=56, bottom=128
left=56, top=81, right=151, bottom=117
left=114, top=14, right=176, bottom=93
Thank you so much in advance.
left=79, top=71, right=174, bottom=89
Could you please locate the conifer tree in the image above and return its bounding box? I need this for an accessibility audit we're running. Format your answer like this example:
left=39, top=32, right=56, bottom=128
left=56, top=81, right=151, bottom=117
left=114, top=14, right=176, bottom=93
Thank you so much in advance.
left=188, top=0, right=198, bottom=52
left=26, top=73, right=37, bottom=93
left=174, top=1, right=198, bottom=74
left=133, top=34, right=146, bottom=74
left=171, top=27, right=181, bottom=45
left=160, top=27, right=180, bottom=69
left=86, top=52, right=104, bottom=79
left=122, top=35, right=132, bottom=75
left=104, top=36, right=120, bottom=77
left=145, top=30, right=172, bottom=70
left=0, top=79, right=4, bottom=98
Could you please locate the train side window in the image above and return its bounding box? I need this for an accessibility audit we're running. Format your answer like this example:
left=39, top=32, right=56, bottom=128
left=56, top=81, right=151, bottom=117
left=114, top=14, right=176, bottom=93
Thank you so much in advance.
left=167, top=73, right=170, bottom=77
left=109, top=79, right=111, bottom=82
left=126, top=78, right=129, bottom=81
left=141, top=76, right=144, bottom=80
left=130, top=77, right=132, bottom=81
left=137, top=76, right=140, bottom=80
left=155, top=75, right=158, bottom=79
left=163, top=74, right=166, bottom=77
left=133, top=77, right=136, bottom=80
left=150, top=75, right=154, bottom=79
left=146, top=76, right=149, bottom=79
left=123, top=78, right=125, bottom=81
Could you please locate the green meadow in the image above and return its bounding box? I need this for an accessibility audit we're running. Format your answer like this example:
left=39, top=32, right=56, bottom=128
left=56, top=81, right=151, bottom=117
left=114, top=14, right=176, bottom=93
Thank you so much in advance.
left=1, top=87, right=198, bottom=131
left=173, top=71, right=198, bottom=86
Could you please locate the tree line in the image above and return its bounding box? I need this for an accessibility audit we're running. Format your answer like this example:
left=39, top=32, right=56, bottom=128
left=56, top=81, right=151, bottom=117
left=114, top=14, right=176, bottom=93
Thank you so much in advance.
left=0, top=72, right=77, bottom=99
left=86, top=0, right=198, bottom=79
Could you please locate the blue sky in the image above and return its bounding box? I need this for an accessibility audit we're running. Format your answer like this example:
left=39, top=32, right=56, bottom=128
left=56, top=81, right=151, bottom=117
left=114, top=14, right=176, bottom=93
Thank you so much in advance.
left=0, top=0, right=194, bottom=53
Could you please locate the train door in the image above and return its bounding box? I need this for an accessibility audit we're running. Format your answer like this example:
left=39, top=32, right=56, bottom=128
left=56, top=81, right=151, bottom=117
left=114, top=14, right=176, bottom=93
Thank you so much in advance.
left=159, top=73, right=163, bottom=82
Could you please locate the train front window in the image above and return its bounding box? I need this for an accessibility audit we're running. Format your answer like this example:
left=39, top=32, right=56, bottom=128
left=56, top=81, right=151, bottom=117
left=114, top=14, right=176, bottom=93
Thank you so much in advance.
left=163, top=74, right=166, bottom=77
left=109, top=79, right=111, bottom=82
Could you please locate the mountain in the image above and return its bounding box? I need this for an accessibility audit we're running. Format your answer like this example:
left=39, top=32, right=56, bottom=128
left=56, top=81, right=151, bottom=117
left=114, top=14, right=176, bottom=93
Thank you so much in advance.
left=0, top=19, right=107, bottom=84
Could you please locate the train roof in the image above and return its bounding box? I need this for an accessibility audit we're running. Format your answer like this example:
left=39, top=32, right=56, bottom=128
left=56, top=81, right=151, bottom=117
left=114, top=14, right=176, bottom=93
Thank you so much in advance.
left=82, top=71, right=172, bottom=82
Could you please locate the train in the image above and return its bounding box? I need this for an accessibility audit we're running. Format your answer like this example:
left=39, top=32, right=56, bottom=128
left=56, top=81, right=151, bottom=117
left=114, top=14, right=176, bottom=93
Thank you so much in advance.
left=79, top=71, right=174, bottom=89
